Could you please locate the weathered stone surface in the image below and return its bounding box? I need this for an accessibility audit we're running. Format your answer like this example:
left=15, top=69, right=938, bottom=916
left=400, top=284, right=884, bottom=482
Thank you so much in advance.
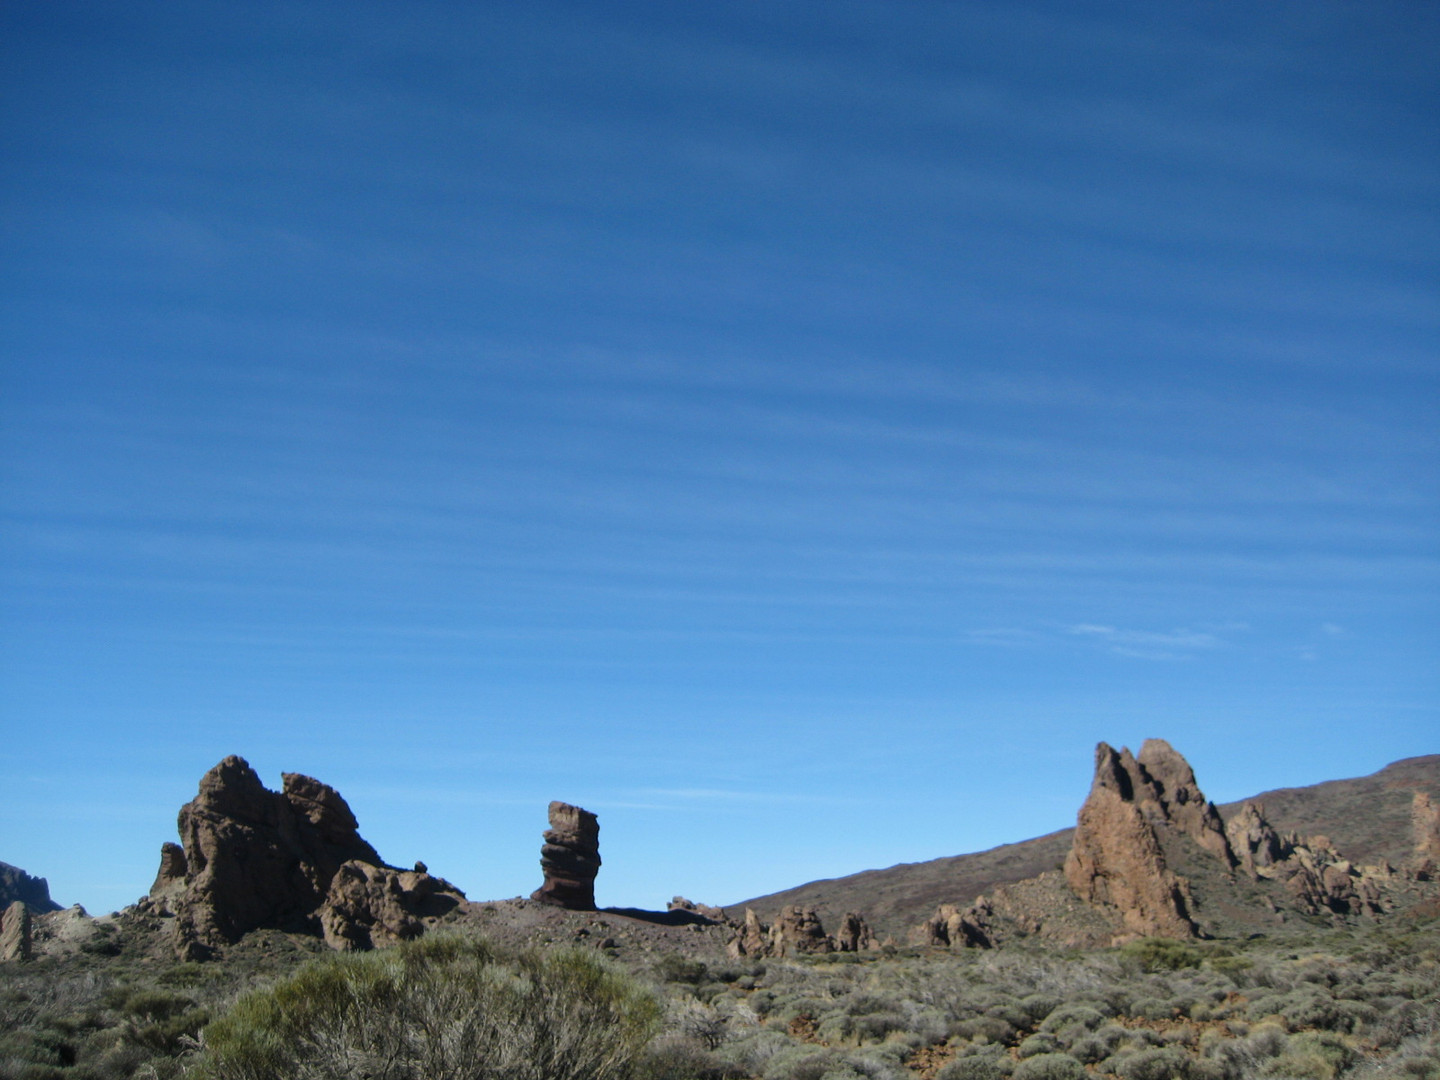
left=727, top=908, right=770, bottom=958
left=726, top=905, right=866, bottom=957
left=0, top=863, right=61, bottom=913
left=911, top=900, right=993, bottom=949
left=320, top=861, right=464, bottom=951
left=772, top=905, right=834, bottom=955
left=1413, top=792, right=1440, bottom=879
left=1064, top=741, right=1197, bottom=940
left=531, top=801, right=601, bottom=910
left=833, top=911, right=878, bottom=952
left=1, top=901, right=31, bottom=961
left=141, top=755, right=451, bottom=959
left=1226, top=801, right=1293, bottom=877
left=1135, top=739, right=1237, bottom=868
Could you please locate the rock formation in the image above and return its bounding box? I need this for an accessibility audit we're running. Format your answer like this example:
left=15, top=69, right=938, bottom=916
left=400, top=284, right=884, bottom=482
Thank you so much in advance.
left=726, top=905, right=877, bottom=957
left=140, top=755, right=462, bottom=958
left=1225, top=801, right=1292, bottom=877
left=320, top=861, right=464, bottom=951
left=1131, top=739, right=1237, bottom=867
left=0, top=901, right=31, bottom=961
left=912, top=900, right=994, bottom=949
left=1063, top=741, right=1198, bottom=940
left=1413, top=792, right=1440, bottom=879
left=668, top=896, right=728, bottom=922
left=0, top=862, right=61, bottom=913
left=834, top=911, right=878, bottom=952
left=531, top=801, right=601, bottom=910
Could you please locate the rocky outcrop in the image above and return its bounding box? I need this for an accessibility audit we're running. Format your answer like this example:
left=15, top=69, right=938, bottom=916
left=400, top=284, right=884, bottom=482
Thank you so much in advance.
left=726, top=905, right=877, bottom=957
left=912, top=900, right=994, bottom=949
left=0, top=863, right=61, bottom=913
left=1064, top=741, right=1198, bottom=940
left=668, top=897, right=728, bottom=923
left=834, top=911, right=878, bottom=952
left=1226, top=801, right=1293, bottom=877
left=1, top=901, right=32, bottom=961
left=140, top=755, right=461, bottom=958
left=1413, top=793, right=1440, bottom=879
left=531, top=802, right=601, bottom=910
left=1132, top=740, right=1236, bottom=868
left=320, top=861, right=464, bottom=951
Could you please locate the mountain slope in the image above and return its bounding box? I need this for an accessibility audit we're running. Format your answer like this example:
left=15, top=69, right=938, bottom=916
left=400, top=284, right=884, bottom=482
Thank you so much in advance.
left=732, top=753, right=1440, bottom=941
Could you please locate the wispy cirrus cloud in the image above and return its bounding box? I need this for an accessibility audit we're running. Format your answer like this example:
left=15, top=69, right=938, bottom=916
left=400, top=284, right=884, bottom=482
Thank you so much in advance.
left=1065, top=623, right=1234, bottom=660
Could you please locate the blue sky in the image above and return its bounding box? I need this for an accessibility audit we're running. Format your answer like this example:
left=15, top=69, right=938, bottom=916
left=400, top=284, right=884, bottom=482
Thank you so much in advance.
left=2, top=1, right=1436, bottom=917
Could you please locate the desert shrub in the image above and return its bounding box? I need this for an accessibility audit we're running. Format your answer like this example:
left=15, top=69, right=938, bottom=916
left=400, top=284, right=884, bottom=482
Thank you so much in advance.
left=1263, top=1031, right=1358, bottom=1080
left=1113, top=1046, right=1208, bottom=1080
left=1041, top=1005, right=1108, bottom=1035
left=953, top=1016, right=1018, bottom=1045
left=1020, top=995, right=1062, bottom=1023
left=1012, top=1052, right=1086, bottom=1080
left=1019, top=1034, right=1062, bottom=1058
left=199, top=934, right=660, bottom=1080
left=939, top=1056, right=1012, bottom=1080
left=1123, top=940, right=1204, bottom=973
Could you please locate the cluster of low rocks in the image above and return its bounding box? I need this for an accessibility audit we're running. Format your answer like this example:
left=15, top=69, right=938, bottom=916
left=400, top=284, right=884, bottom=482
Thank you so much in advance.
left=726, top=904, right=878, bottom=958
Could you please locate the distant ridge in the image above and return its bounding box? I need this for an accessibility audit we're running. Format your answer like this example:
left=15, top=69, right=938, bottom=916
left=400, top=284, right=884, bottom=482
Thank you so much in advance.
left=733, top=753, right=1440, bottom=940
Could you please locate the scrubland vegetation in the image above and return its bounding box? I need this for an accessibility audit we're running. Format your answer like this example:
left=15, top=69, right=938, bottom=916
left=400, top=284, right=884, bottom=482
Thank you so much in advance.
left=3, top=922, right=1437, bottom=1080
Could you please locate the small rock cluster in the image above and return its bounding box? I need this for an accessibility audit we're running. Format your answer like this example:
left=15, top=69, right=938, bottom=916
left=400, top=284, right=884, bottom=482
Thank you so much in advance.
left=726, top=904, right=877, bottom=958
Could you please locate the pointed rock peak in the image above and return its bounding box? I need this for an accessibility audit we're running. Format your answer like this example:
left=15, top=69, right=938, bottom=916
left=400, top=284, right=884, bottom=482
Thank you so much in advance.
left=193, top=756, right=273, bottom=823
left=283, top=772, right=361, bottom=832
left=1091, top=742, right=1136, bottom=799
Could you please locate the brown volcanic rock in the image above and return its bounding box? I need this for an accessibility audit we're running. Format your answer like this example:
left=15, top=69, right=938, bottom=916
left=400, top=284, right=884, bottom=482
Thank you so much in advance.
left=0, top=901, right=32, bottom=962
left=1225, top=801, right=1292, bottom=877
left=1218, top=755, right=1440, bottom=868
left=531, top=801, right=601, bottom=910
left=143, top=755, right=458, bottom=959
left=1413, top=793, right=1440, bottom=878
left=1134, top=739, right=1236, bottom=868
left=1063, top=741, right=1197, bottom=940
left=320, top=861, right=465, bottom=951
left=0, top=863, right=61, bottom=913
left=833, top=911, right=878, bottom=952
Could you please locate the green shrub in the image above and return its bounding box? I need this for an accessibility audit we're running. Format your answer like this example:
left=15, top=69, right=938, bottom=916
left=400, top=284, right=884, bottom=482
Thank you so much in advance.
left=1123, top=940, right=1204, bottom=973
left=199, top=934, right=661, bottom=1080
left=939, top=1057, right=1011, bottom=1080
left=1012, top=1053, right=1086, bottom=1080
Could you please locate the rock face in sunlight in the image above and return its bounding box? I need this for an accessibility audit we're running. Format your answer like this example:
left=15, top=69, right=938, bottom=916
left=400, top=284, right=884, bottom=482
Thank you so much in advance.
left=139, top=755, right=463, bottom=959
left=531, top=801, right=602, bottom=910
left=0, top=862, right=62, bottom=913
left=1, top=901, right=32, bottom=961
left=1064, top=740, right=1200, bottom=940
left=1413, top=792, right=1440, bottom=879
left=726, top=904, right=879, bottom=958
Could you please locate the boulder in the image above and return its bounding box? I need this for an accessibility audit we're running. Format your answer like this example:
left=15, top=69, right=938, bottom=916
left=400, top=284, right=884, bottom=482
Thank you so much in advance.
left=530, top=802, right=601, bottom=910
left=320, top=861, right=465, bottom=951
left=0, top=901, right=31, bottom=961
left=1063, top=742, right=1198, bottom=939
